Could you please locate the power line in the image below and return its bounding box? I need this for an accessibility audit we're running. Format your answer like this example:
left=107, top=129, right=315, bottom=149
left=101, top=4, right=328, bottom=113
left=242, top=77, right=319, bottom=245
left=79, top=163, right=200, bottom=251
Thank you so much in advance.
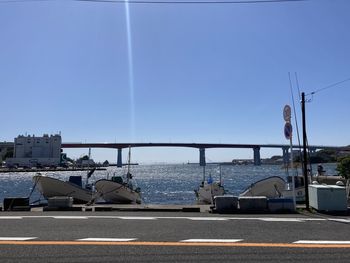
left=0, top=0, right=52, bottom=2
left=76, top=0, right=308, bottom=4
left=0, top=0, right=309, bottom=4
left=307, top=77, right=350, bottom=96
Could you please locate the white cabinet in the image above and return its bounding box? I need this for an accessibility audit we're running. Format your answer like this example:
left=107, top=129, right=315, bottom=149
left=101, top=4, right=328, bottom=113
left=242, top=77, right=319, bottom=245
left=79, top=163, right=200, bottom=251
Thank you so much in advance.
left=309, top=185, right=347, bottom=211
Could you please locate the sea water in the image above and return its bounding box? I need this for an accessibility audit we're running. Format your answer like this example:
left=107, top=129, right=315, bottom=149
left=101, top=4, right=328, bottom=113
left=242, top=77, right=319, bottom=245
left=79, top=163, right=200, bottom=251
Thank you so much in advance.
left=0, top=163, right=338, bottom=205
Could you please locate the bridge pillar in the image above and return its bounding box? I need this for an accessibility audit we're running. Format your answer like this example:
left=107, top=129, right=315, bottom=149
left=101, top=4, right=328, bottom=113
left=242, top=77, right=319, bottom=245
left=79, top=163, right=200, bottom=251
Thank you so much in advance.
left=199, top=148, right=206, bottom=166
left=282, top=147, right=289, bottom=166
left=253, top=147, right=261, bottom=166
left=117, top=148, right=122, bottom=167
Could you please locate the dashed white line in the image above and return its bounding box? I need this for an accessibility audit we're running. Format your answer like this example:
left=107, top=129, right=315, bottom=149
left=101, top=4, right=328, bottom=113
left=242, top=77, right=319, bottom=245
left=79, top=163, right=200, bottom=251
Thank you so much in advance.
left=259, top=218, right=303, bottom=222
left=328, top=219, right=350, bottom=223
left=86, top=216, right=120, bottom=219
left=52, top=216, right=88, bottom=219
left=187, top=217, right=229, bottom=221
left=301, top=218, right=327, bottom=221
left=77, top=238, right=137, bottom=242
left=0, top=237, right=37, bottom=241
left=180, top=239, right=243, bottom=243
left=117, top=217, right=156, bottom=220
left=294, top=240, right=350, bottom=244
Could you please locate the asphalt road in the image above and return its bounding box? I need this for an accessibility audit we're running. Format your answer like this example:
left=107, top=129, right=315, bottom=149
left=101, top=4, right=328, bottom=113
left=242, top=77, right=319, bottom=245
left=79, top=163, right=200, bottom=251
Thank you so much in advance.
left=0, top=211, right=349, bottom=262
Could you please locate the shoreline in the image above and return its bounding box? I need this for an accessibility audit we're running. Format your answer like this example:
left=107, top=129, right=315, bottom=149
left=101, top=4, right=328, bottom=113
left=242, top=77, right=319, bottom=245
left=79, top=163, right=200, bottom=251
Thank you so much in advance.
left=0, top=167, right=106, bottom=173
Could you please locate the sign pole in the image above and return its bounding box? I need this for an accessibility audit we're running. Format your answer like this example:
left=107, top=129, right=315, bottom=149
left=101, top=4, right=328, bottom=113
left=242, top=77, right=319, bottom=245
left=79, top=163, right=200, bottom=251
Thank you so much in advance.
left=283, top=105, right=296, bottom=211
left=289, top=135, right=296, bottom=210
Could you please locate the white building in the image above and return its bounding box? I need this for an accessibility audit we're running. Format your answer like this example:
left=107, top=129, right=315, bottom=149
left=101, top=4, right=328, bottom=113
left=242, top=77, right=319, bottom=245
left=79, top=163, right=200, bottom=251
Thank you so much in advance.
left=6, top=134, right=62, bottom=168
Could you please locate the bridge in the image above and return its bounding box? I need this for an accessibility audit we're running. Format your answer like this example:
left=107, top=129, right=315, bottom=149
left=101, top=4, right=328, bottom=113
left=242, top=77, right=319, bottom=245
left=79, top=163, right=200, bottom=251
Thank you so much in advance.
left=60, top=142, right=345, bottom=166
left=1, top=141, right=345, bottom=166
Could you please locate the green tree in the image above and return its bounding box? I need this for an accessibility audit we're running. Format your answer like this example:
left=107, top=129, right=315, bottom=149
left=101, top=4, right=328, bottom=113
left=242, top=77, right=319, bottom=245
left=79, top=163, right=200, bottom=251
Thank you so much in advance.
left=336, top=157, right=350, bottom=179
left=337, top=157, right=350, bottom=199
left=4, top=148, right=14, bottom=159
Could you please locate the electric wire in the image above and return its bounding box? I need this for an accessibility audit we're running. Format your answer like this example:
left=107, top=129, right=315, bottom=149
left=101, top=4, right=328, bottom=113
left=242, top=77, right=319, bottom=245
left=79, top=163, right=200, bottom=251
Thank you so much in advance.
left=0, top=0, right=51, bottom=2
left=306, top=77, right=350, bottom=96
left=294, top=73, right=306, bottom=171
left=294, top=72, right=301, bottom=101
left=74, top=0, right=307, bottom=4
left=0, top=0, right=309, bottom=4
left=301, top=76, right=350, bottom=174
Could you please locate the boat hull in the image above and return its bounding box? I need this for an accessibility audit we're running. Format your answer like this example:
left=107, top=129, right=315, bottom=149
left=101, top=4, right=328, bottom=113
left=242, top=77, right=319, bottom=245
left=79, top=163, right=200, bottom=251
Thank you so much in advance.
left=240, top=176, right=286, bottom=198
left=95, top=179, right=141, bottom=204
left=33, top=175, right=94, bottom=204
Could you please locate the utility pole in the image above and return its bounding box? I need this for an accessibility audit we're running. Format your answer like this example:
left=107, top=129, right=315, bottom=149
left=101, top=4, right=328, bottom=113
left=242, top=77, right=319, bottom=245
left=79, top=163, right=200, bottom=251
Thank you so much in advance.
left=301, top=92, right=309, bottom=210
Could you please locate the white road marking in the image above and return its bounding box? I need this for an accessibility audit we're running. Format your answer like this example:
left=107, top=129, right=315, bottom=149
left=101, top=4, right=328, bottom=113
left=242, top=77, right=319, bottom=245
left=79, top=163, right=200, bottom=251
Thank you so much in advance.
left=294, top=240, right=350, bottom=244
left=117, top=216, right=156, bottom=220
left=19, top=216, right=55, bottom=219
left=259, top=218, right=303, bottom=222
left=0, top=237, right=37, bottom=241
left=328, top=219, right=350, bottom=223
left=1, top=215, right=347, bottom=223
left=84, top=216, right=120, bottom=219
left=186, top=217, right=229, bottom=221
left=180, top=239, right=243, bottom=243
left=77, top=238, right=137, bottom=242
left=302, top=218, right=327, bottom=221
left=53, top=216, right=88, bottom=219
left=227, top=217, right=263, bottom=220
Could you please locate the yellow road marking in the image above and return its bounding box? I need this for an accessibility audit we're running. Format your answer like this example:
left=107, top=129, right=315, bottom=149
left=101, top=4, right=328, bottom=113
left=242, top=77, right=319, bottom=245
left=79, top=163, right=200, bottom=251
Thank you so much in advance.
left=0, top=241, right=349, bottom=248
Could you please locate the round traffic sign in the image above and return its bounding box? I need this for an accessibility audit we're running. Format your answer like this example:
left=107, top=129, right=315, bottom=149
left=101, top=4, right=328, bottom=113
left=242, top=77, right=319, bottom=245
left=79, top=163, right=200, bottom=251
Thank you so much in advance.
left=284, top=122, right=293, bottom=140
left=283, top=105, right=291, bottom=122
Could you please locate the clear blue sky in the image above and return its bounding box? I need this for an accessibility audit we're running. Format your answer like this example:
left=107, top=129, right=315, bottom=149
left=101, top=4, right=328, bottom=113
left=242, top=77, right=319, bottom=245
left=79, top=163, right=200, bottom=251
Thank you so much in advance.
left=1, top=0, right=349, bottom=163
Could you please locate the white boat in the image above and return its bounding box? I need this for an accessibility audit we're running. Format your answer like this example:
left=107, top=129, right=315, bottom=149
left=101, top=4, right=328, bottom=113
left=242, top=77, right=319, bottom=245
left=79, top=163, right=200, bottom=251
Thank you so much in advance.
left=239, top=173, right=347, bottom=202
left=94, top=147, right=141, bottom=204
left=195, top=165, right=225, bottom=204
left=195, top=179, right=225, bottom=204
left=95, top=175, right=141, bottom=204
left=240, top=176, right=286, bottom=198
left=33, top=170, right=95, bottom=204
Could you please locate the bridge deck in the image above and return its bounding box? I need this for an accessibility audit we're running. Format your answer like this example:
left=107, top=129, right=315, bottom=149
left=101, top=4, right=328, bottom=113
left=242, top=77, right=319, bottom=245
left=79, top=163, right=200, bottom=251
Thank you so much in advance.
left=60, top=142, right=342, bottom=150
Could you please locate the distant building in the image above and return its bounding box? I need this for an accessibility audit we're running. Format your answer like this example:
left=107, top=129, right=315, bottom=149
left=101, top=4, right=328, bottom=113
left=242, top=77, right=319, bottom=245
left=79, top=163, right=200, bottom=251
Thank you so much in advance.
left=6, top=134, right=62, bottom=168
